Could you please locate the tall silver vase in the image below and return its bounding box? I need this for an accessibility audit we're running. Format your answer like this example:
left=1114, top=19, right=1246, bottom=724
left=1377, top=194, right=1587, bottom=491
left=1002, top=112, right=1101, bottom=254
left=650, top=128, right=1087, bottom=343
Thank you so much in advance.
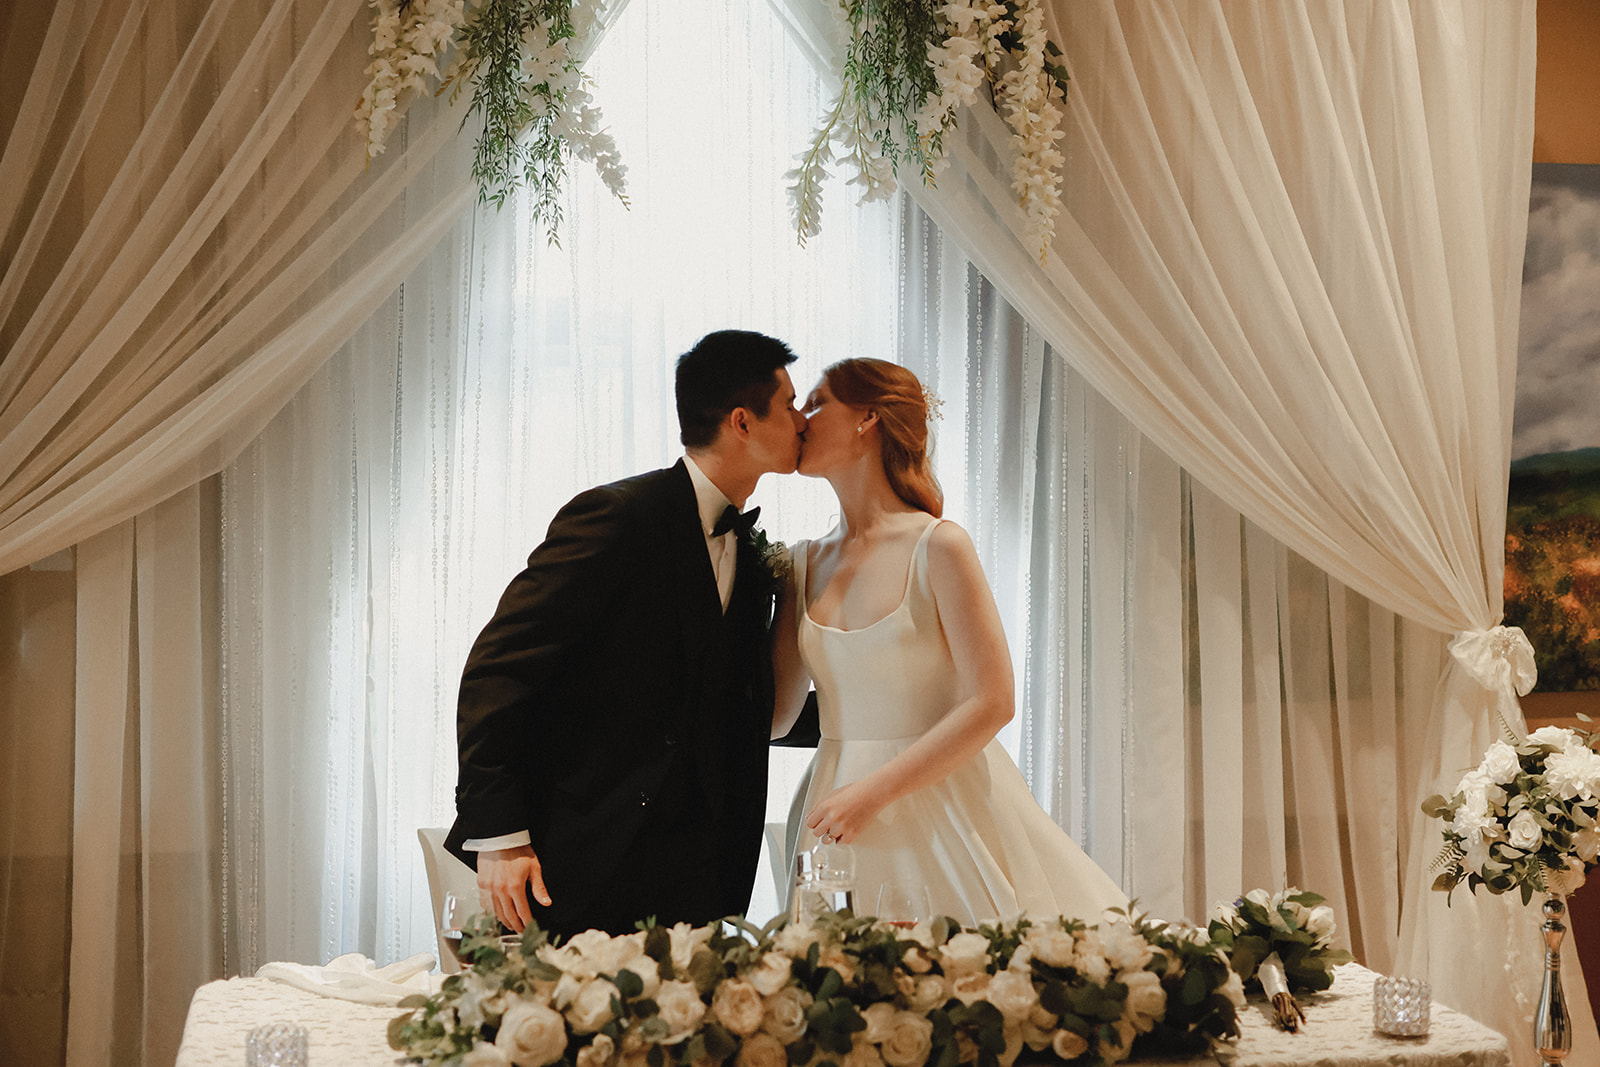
left=1536, top=894, right=1572, bottom=1066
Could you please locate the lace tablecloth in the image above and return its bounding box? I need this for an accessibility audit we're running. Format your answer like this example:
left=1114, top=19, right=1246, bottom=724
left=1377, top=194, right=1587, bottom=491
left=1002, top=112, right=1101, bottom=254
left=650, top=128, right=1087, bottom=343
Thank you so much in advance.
left=178, top=963, right=1511, bottom=1067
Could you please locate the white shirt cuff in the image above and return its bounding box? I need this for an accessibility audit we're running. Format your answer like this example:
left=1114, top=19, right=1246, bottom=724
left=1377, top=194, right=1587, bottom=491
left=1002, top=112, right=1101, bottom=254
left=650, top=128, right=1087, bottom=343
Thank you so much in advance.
left=462, top=831, right=531, bottom=851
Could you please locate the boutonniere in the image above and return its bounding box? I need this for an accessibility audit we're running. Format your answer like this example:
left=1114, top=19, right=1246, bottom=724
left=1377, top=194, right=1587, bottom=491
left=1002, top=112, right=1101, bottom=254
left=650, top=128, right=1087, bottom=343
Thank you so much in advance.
left=745, top=525, right=791, bottom=599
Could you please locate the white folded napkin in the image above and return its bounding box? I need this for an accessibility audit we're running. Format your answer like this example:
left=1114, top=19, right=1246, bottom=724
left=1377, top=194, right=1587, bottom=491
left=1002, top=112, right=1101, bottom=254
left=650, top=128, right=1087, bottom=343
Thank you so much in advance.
left=256, top=952, right=443, bottom=1005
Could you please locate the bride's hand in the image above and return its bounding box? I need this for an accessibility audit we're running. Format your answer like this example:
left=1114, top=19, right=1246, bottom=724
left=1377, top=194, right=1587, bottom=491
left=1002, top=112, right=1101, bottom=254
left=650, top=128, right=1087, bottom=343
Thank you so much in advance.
left=805, top=779, right=890, bottom=845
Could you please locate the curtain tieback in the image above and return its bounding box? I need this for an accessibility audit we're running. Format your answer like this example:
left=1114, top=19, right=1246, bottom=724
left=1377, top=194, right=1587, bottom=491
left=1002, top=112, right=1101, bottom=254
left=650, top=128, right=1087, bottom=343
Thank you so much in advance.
left=1448, top=625, right=1537, bottom=697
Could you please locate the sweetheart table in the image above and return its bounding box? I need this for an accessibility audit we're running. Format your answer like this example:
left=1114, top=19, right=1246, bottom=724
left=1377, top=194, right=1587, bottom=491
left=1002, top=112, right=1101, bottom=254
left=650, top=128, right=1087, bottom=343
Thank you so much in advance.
left=177, top=963, right=1510, bottom=1067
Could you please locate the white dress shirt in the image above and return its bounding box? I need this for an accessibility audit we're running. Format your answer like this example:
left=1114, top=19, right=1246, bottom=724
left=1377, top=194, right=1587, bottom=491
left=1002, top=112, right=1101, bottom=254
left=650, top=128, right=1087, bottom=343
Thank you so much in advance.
left=464, top=455, right=738, bottom=853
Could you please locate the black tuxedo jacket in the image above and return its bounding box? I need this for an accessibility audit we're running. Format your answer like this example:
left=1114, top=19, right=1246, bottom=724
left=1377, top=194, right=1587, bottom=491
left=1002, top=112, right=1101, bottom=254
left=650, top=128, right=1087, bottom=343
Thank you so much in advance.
left=445, top=461, right=776, bottom=936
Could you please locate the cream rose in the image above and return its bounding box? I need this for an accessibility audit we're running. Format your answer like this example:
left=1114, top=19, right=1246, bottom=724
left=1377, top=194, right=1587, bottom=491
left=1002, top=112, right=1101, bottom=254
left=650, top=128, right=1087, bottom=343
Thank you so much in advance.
left=1306, top=905, right=1336, bottom=942
left=576, top=1033, right=616, bottom=1067
left=735, top=1032, right=788, bottom=1067
left=761, top=986, right=813, bottom=1043
left=1024, top=925, right=1076, bottom=968
left=901, top=945, right=933, bottom=974
left=984, top=968, right=1038, bottom=1024
left=495, top=1000, right=568, bottom=1067
left=1120, top=970, right=1165, bottom=1032
left=668, top=922, right=713, bottom=971
left=907, top=973, right=950, bottom=1013
left=1100, top=1020, right=1136, bottom=1064
left=860, top=1002, right=897, bottom=1045
left=841, top=1035, right=886, bottom=1067
left=941, top=931, right=992, bottom=976
left=568, top=979, right=621, bottom=1035
left=748, top=952, right=793, bottom=996
left=819, top=947, right=856, bottom=982
left=712, top=979, right=766, bottom=1036
left=951, top=972, right=991, bottom=1006
left=774, top=921, right=821, bottom=958
left=1050, top=1029, right=1088, bottom=1060
left=1481, top=740, right=1521, bottom=784
left=464, top=1042, right=514, bottom=1067
left=1509, top=809, right=1544, bottom=851
left=1098, top=922, right=1152, bottom=973
left=655, top=980, right=707, bottom=1044
left=1071, top=934, right=1111, bottom=984
left=878, top=1011, right=934, bottom=1067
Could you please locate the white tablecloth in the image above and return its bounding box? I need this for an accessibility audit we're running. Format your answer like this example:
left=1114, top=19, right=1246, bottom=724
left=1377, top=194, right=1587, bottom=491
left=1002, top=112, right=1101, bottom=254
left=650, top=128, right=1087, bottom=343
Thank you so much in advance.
left=177, top=963, right=1511, bottom=1067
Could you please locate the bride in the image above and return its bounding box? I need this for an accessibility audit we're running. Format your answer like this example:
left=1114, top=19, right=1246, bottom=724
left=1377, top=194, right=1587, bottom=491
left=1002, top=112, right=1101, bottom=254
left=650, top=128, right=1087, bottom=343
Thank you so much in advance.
left=771, top=358, right=1127, bottom=926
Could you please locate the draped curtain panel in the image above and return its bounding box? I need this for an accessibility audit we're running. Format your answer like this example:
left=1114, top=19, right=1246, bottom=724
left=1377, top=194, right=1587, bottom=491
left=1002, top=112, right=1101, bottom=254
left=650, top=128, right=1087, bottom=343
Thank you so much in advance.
left=808, top=0, right=1579, bottom=1058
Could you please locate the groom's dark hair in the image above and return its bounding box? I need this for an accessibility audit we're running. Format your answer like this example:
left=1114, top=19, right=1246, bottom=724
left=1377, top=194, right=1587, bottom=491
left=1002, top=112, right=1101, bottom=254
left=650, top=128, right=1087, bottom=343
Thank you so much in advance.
left=675, top=330, right=798, bottom=447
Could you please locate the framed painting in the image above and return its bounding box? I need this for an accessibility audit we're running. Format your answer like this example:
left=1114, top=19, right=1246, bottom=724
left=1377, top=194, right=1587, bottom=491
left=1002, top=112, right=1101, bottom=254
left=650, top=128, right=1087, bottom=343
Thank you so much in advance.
left=1506, top=163, right=1600, bottom=694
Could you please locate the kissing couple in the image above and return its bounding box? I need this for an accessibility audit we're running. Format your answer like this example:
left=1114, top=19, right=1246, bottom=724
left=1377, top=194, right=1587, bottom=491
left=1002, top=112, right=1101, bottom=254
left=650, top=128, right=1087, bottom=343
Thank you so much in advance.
left=445, top=329, right=1126, bottom=939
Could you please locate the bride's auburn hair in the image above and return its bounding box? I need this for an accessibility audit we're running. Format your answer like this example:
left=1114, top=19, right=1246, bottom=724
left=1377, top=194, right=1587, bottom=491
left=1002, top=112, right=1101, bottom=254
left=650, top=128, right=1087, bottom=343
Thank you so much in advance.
left=823, top=358, right=943, bottom=517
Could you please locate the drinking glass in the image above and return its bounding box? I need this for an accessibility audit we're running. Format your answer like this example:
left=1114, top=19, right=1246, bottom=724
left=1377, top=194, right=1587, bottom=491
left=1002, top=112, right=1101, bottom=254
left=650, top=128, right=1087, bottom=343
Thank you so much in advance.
left=440, top=889, right=472, bottom=970
left=874, top=883, right=932, bottom=928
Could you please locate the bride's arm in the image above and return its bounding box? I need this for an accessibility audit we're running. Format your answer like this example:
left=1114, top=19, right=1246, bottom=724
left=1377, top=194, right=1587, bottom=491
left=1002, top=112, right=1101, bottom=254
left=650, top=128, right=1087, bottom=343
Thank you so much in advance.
left=771, top=549, right=813, bottom=739
left=804, top=522, right=1013, bottom=843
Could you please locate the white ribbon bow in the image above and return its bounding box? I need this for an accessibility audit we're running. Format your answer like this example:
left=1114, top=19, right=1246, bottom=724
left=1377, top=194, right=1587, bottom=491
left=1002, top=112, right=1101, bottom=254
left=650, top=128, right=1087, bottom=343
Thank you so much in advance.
left=1448, top=625, right=1537, bottom=697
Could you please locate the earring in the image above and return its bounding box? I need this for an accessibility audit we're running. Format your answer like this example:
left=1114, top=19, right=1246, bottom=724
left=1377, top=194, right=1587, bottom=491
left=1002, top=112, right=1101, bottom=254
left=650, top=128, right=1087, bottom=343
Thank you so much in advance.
left=856, top=426, right=863, bottom=434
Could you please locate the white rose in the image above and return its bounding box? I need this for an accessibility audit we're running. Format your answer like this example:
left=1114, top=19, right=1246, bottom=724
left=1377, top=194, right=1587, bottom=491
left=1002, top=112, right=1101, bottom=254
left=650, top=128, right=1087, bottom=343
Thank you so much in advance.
left=1100, top=1020, right=1136, bottom=1065
left=747, top=953, right=793, bottom=996
left=1509, top=809, right=1544, bottom=851
left=773, top=921, right=821, bottom=959
left=951, top=972, right=991, bottom=1005
left=1024, top=926, right=1077, bottom=968
left=997, top=1023, right=1024, bottom=1067
left=1050, top=1029, right=1089, bottom=1060
left=841, top=1035, right=886, bottom=1067
left=568, top=979, right=620, bottom=1035
left=907, top=973, right=950, bottom=1013
left=941, top=932, right=992, bottom=976
left=819, top=948, right=855, bottom=982
left=878, top=1011, right=934, bottom=1067
left=860, top=1002, right=898, bottom=1045
left=552, top=971, right=583, bottom=1010
left=668, top=922, right=713, bottom=971
left=735, top=1032, right=788, bottom=1067
left=1120, top=970, right=1165, bottom=1032
left=1071, top=933, right=1111, bottom=984
left=761, top=986, right=812, bottom=1043
left=495, top=1000, right=569, bottom=1067
left=1220, top=967, right=1246, bottom=1008
left=1098, top=922, right=1152, bottom=973
left=464, top=1042, right=514, bottom=1067
left=1306, top=906, right=1336, bottom=942
left=576, top=1033, right=616, bottom=1067
left=1243, top=888, right=1272, bottom=909
left=1209, top=901, right=1240, bottom=929
left=1575, top=827, right=1600, bottom=864
left=1529, top=726, right=1576, bottom=748
left=901, top=945, right=933, bottom=974
left=1481, top=740, right=1522, bottom=784
left=712, top=979, right=766, bottom=1036
left=655, top=980, right=707, bottom=1043
left=616, top=954, right=661, bottom=999
left=985, top=969, right=1039, bottom=1024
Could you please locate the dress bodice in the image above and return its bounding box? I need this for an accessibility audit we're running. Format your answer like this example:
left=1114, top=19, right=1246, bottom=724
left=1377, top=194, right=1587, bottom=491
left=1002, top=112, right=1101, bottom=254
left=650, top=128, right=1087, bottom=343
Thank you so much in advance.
left=795, top=519, right=955, bottom=741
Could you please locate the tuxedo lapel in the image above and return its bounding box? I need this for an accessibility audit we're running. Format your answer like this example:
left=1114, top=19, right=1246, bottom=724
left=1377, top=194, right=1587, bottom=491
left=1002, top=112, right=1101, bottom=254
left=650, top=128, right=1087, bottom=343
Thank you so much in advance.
left=663, top=460, right=722, bottom=670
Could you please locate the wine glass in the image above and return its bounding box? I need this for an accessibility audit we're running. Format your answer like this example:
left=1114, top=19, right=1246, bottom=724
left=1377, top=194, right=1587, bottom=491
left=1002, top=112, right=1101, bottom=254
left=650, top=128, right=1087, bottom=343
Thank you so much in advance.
left=440, top=890, right=472, bottom=971
left=874, top=883, right=932, bottom=929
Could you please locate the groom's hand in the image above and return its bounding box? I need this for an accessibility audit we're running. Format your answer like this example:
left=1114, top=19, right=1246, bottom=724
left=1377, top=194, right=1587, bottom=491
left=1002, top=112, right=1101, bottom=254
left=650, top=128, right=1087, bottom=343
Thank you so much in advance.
left=477, top=845, right=551, bottom=933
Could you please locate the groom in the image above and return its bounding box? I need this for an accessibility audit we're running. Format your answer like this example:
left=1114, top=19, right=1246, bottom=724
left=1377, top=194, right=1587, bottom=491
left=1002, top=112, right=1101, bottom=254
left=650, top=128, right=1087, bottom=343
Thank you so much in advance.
left=445, top=329, right=808, bottom=938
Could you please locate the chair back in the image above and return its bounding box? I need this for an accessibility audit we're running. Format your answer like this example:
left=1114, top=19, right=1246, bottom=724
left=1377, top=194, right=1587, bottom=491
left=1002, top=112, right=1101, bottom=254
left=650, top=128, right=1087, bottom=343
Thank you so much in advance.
left=417, top=826, right=479, bottom=974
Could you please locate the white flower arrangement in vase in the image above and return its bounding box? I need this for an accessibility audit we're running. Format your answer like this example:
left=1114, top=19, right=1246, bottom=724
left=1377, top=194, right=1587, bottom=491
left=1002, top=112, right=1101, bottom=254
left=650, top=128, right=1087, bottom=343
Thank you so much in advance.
left=1424, top=724, right=1600, bottom=902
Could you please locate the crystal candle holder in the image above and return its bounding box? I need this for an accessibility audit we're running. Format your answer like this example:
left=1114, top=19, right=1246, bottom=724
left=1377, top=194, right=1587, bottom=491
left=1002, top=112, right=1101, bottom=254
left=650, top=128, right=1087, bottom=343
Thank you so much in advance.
left=1373, top=976, right=1431, bottom=1036
left=246, top=1021, right=308, bottom=1066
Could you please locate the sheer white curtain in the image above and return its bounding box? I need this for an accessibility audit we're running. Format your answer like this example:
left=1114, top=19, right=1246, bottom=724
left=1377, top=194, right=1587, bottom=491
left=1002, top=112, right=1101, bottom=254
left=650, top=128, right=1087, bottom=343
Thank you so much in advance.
left=820, top=0, right=1574, bottom=1057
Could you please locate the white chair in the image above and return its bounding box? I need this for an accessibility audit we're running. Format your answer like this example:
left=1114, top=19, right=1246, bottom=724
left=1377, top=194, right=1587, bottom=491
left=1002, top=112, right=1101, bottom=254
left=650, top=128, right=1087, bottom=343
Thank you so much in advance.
left=417, top=826, right=481, bottom=974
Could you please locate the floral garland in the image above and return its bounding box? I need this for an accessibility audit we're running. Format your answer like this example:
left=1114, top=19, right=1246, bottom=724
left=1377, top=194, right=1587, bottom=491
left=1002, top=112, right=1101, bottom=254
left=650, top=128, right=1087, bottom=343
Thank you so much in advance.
left=389, top=907, right=1253, bottom=1067
left=788, top=1, right=1071, bottom=258
left=354, top=0, right=627, bottom=240
left=1424, top=724, right=1600, bottom=903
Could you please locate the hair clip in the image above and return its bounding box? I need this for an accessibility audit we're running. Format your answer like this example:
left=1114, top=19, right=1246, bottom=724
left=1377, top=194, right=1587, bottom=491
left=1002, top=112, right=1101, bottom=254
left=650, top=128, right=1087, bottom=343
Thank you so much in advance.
left=922, top=385, right=944, bottom=421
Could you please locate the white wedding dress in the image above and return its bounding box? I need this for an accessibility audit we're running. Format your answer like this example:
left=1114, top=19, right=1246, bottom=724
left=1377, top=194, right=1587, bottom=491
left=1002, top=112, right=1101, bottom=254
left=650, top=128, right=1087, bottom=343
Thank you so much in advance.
left=792, top=519, right=1128, bottom=927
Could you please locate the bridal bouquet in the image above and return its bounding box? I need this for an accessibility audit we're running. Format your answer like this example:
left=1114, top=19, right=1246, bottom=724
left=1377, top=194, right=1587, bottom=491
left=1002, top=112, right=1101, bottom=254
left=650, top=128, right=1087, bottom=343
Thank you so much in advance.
left=389, top=908, right=1244, bottom=1067
left=1207, top=889, right=1351, bottom=1033
left=1423, top=725, right=1600, bottom=903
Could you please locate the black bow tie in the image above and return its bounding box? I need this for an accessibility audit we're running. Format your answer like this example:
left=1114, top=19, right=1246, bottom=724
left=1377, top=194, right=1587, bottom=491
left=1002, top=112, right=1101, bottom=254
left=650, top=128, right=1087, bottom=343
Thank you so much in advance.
left=712, top=504, right=760, bottom=538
